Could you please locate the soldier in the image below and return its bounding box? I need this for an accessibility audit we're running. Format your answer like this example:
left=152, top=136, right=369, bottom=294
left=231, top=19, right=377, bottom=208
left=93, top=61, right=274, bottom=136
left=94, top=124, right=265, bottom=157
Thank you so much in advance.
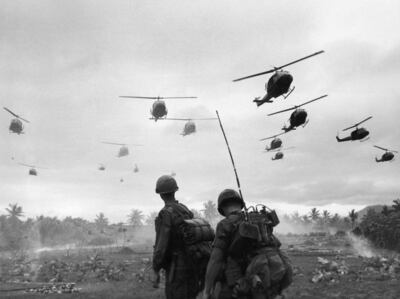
left=151, top=175, right=201, bottom=299
left=203, top=189, right=293, bottom=299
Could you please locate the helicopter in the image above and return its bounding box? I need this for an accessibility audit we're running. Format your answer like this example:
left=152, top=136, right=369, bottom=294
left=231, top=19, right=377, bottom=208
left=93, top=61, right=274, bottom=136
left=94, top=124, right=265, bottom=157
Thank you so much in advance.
left=98, top=164, right=106, bottom=171
left=267, top=147, right=295, bottom=161
left=336, top=116, right=372, bottom=142
left=374, top=145, right=397, bottom=162
left=268, top=95, right=328, bottom=132
left=19, top=163, right=46, bottom=176
left=260, top=132, right=287, bottom=151
left=133, top=164, right=139, bottom=173
left=162, top=117, right=218, bottom=136
left=119, top=96, right=197, bottom=121
left=101, top=142, right=143, bottom=157
left=233, top=51, right=324, bottom=106
left=3, top=107, right=30, bottom=134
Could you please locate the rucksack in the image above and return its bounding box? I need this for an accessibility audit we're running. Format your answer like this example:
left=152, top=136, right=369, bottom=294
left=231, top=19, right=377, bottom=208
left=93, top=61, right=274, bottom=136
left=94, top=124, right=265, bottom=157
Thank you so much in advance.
left=226, top=206, right=293, bottom=297
left=167, top=203, right=215, bottom=289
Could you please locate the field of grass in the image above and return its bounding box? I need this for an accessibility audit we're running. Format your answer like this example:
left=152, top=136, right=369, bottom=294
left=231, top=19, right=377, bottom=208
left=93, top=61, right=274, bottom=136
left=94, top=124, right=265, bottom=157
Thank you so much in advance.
left=1, top=234, right=400, bottom=298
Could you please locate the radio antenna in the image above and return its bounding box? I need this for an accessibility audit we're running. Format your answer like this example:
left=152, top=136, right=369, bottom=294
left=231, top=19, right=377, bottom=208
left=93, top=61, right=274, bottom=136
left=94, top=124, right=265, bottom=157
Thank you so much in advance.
left=216, top=111, right=248, bottom=218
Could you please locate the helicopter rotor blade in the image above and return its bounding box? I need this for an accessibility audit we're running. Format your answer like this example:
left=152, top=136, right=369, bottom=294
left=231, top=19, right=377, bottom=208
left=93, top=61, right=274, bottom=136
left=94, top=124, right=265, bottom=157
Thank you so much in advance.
left=101, top=141, right=126, bottom=146
left=373, top=145, right=387, bottom=151
left=267, top=106, right=297, bottom=116
left=342, top=116, right=373, bottom=131
left=19, top=163, right=35, bottom=168
left=3, top=107, right=30, bottom=123
left=119, top=96, right=159, bottom=100
left=119, top=96, right=197, bottom=100
left=161, top=118, right=190, bottom=121
left=374, top=145, right=398, bottom=153
left=163, top=117, right=217, bottom=121
left=260, top=131, right=287, bottom=141
left=296, top=94, right=328, bottom=108
left=233, top=50, right=324, bottom=82
left=158, top=97, right=197, bottom=99
left=267, top=94, right=327, bottom=116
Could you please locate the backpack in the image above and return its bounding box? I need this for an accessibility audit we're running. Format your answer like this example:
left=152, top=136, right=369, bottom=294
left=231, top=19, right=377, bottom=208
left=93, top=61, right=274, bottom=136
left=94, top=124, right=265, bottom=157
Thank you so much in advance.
left=167, top=203, right=215, bottom=289
left=227, top=206, right=293, bottom=297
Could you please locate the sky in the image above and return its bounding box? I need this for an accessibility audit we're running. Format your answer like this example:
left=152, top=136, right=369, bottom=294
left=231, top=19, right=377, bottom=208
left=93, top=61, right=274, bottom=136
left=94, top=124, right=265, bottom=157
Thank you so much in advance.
left=0, top=0, right=399, bottom=223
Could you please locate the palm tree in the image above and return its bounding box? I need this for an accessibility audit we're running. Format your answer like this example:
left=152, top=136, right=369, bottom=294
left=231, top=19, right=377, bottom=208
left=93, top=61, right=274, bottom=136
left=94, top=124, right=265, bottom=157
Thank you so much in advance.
left=322, top=210, right=331, bottom=221
left=127, top=209, right=144, bottom=227
left=95, top=213, right=109, bottom=232
left=309, top=208, right=320, bottom=222
left=145, top=211, right=159, bottom=226
left=348, top=209, right=358, bottom=228
left=301, top=215, right=311, bottom=224
left=5, top=203, right=24, bottom=220
left=330, top=213, right=341, bottom=225
left=290, top=212, right=302, bottom=224
left=381, top=205, right=391, bottom=216
left=392, top=199, right=400, bottom=212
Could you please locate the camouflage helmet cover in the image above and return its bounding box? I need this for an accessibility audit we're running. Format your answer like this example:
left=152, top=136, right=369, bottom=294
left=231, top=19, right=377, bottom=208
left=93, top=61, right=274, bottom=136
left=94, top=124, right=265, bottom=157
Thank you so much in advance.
left=217, top=189, right=244, bottom=216
left=155, top=175, right=179, bottom=194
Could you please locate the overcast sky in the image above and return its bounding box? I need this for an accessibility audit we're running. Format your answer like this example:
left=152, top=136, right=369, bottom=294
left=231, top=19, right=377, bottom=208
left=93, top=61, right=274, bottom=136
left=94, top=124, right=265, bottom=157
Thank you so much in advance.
left=1, top=0, right=399, bottom=223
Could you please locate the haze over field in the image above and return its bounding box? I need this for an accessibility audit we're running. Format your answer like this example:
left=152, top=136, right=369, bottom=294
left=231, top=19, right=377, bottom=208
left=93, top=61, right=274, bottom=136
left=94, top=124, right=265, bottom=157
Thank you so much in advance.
left=1, top=0, right=399, bottom=222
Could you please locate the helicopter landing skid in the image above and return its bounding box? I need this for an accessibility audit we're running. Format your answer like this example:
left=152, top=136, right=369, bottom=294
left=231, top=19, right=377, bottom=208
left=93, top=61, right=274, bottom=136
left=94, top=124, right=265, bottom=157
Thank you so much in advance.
left=302, top=119, right=309, bottom=128
left=283, top=86, right=295, bottom=99
left=360, top=137, right=370, bottom=142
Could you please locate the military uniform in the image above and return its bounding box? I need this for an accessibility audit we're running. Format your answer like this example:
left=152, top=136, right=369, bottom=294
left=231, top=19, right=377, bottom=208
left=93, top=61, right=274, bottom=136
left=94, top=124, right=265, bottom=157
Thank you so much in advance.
left=212, top=211, right=245, bottom=298
left=153, top=200, right=200, bottom=299
left=205, top=189, right=292, bottom=299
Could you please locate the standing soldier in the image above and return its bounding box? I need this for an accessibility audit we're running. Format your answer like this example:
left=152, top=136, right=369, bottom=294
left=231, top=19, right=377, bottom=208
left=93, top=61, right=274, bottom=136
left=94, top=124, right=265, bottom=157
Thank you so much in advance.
left=151, top=175, right=202, bottom=299
left=203, top=189, right=293, bottom=299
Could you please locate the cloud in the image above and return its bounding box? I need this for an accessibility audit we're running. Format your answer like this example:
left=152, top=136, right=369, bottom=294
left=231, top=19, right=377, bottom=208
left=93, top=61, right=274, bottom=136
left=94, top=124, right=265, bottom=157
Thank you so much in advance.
left=0, top=1, right=399, bottom=222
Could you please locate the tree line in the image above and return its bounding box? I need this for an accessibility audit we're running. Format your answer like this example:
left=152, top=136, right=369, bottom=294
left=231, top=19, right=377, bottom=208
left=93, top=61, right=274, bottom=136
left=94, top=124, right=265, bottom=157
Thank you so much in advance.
left=0, top=200, right=220, bottom=251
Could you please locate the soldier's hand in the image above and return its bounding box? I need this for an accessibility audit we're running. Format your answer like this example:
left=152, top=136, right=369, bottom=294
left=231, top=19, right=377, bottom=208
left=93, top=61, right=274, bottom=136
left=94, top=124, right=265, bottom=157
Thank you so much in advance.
left=151, top=270, right=160, bottom=288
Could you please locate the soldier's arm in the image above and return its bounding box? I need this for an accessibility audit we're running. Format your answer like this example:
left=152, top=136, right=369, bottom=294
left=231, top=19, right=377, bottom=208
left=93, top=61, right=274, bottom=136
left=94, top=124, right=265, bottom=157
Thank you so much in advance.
left=204, top=247, right=225, bottom=297
left=152, top=210, right=172, bottom=272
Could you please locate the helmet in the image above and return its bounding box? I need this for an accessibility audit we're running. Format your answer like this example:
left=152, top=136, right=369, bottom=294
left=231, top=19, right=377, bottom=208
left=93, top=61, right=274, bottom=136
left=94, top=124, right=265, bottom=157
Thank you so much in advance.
left=155, top=175, right=179, bottom=194
left=217, top=189, right=244, bottom=216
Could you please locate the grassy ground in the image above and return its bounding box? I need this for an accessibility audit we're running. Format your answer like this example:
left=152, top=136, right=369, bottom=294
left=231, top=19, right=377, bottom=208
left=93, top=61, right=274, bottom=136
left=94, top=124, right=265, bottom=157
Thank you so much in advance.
left=1, top=235, right=400, bottom=298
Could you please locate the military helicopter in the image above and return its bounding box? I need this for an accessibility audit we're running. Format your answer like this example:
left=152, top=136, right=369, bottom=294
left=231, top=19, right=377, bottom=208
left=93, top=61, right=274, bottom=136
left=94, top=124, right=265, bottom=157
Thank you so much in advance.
left=374, top=145, right=397, bottom=162
left=19, top=163, right=46, bottom=176
left=267, top=147, right=295, bottom=161
left=162, top=117, right=218, bottom=136
left=3, top=107, right=30, bottom=134
left=336, top=116, right=372, bottom=142
left=101, top=142, right=143, bottom=157
left=119, top=96, right=197, bottom=121
left=133, top=164, right=139, bottom=173
left=260, top=132, right=287, bottom=151
left=268, top=95, right=327, bottom=132
left=233, top=51, right=324, bottom=106
left=98, top=164, right=106, bottom=171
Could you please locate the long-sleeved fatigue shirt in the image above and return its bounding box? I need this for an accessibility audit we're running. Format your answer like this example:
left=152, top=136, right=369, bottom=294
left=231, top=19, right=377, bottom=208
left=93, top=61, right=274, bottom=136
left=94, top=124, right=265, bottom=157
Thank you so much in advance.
left=152, top=200, right=193, bottom=272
